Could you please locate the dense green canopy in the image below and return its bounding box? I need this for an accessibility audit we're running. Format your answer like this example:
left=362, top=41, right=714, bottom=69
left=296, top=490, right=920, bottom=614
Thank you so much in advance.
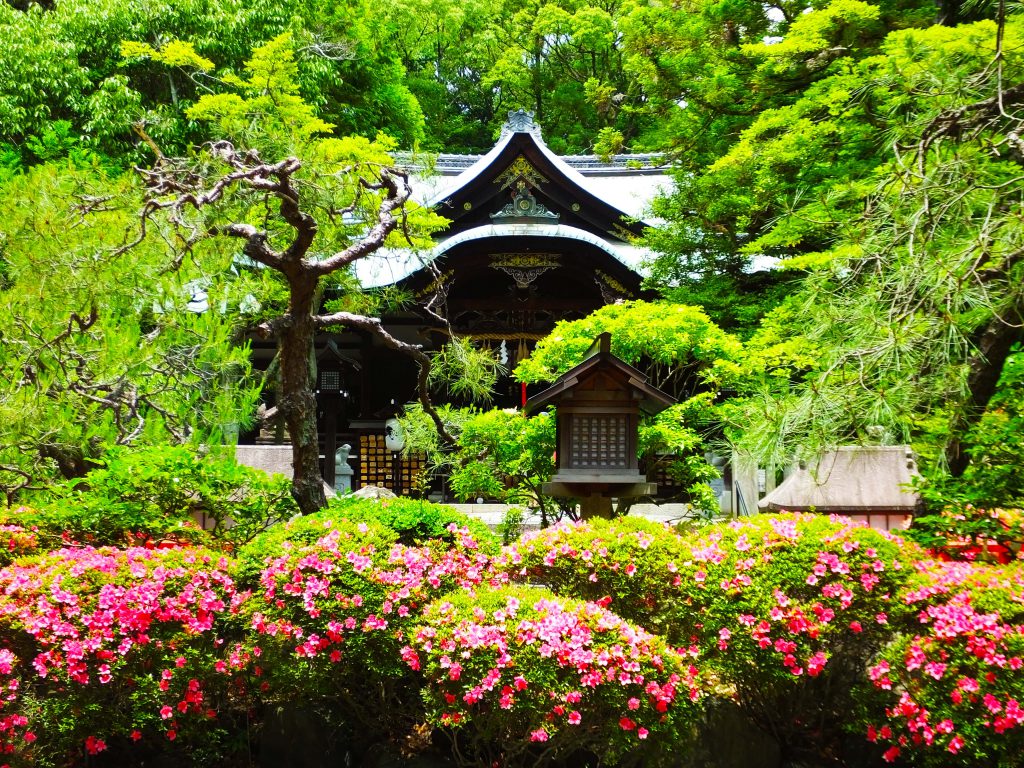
left=1, top=0, right=1022, bottom=515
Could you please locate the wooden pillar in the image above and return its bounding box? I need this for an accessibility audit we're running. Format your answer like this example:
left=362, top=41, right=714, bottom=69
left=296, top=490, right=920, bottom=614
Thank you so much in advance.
left=579, top=493, right=613, bottom=520
left=322, top=398, right=338, bottom=488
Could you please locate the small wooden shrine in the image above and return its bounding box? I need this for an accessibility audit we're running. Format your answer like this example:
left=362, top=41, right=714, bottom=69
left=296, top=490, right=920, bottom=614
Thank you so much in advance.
left=525, top=333, right=675, bottom=518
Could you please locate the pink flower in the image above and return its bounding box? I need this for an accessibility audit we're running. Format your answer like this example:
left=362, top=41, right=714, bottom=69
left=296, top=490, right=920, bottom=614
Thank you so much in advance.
left=718, top=627, right=731, bottom=650
left=568, top=711, right=581, bottom=725
left=529, top=728, right=549, bottom=742
left=807, top=652, right=827, bottom=677
left=160, top=706, right=173, bottom=719
left=637, top=727, right=649, bottom=739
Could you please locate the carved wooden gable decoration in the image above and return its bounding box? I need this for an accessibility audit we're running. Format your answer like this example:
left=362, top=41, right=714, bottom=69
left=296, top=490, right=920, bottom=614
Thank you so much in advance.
left=429, top=115, right=647, bottom=243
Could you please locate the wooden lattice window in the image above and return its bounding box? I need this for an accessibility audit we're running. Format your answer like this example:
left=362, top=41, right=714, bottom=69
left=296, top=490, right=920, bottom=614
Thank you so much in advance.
left=569, top=415, right=628, bottom=469
left=318, top=370, right=341, bottom=392
left=652, top=458, right=682, bottom=491
left=358, top=433, right=392, bottom=488
left=397, top=453, right=425, bottom=496
left=358, top=433, right=425, bottom=495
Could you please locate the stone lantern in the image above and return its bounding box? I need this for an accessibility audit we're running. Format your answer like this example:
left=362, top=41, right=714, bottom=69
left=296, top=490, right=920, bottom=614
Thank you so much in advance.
left=524, top=333, right=675, bottom=518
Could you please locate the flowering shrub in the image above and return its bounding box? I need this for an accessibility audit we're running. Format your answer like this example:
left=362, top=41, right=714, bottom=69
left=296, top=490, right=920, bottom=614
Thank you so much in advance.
left=406, top=586, right=700, bottom=767
left=240, top=510, right=495, bottom=746
left=906, top=505, right=1022, bottom=564
left=0, top=516, right=40, bottom=567
left=0, top=546, right=253, bottom=767
left=499, top=514, right=917, bottom=763
left=0, top=648, right=30, bottom=764
left=493, top=517, right=687, bottom=640
left=12, top=497, right=1024, bottom=767
left=858, top=560, right=1024, bottom=767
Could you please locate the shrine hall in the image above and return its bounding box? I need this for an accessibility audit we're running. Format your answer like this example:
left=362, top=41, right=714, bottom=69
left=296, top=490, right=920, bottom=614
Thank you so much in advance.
left=244, top=110, right=670, bottom=495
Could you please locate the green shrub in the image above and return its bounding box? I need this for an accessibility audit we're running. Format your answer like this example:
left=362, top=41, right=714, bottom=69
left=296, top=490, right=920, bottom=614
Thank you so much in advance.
left=325, top=495, right=498, bottom=551
left=32, top=445, right=297, bottom=548
left=406, top=585, right=700, bottom=767
left=497, top=506, right=525, bottom=545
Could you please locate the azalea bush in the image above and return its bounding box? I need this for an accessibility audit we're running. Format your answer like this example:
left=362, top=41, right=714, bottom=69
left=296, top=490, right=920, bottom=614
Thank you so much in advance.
left=905, top=503, right=1022, bottom=564
left=405, top=585, right=701, bottom=768
left=858, top=560, right=1024, bottom=767
left=498, top=514, right=917, bottom=764
left=3, top=500, right=1024, bottom=767
left=0, top=545, right=255, bottom=767
left=0, top=516, right=40, bottom=567
left=493, top=517, right=688, bottom=642
left=239, top=509, right=496, bottom=748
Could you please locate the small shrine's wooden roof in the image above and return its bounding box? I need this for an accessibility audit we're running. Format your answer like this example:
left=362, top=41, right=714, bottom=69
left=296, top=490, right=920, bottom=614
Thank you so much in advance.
left=524, top=333, right=675, bottom=416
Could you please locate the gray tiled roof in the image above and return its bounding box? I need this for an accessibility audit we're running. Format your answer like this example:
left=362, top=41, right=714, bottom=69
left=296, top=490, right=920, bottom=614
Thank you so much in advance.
left=759, top=446, right=920, bottom=512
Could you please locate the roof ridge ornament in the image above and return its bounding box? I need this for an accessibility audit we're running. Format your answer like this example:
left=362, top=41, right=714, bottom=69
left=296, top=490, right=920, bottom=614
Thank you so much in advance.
left=501, top=109, right=543, bottom=138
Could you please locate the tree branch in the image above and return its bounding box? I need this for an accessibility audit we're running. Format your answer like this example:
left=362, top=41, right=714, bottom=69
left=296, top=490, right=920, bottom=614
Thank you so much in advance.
left=135, top=141, right=302, bottom=269
left=921, top=83, right=1024, bottom=151
left=312, top=168, right=412, bottom=275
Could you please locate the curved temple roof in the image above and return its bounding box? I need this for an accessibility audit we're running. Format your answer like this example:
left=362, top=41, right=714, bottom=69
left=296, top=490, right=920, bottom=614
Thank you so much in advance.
left=357, top=111, right=672, bottom=288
